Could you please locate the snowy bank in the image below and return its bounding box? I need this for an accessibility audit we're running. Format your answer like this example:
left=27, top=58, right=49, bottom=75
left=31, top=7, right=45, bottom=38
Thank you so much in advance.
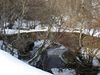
left=0, top=50, right=52, bottom=75
left=2, top=28, right=100, bottom=38
left=3, top=29, right=48, bottom=35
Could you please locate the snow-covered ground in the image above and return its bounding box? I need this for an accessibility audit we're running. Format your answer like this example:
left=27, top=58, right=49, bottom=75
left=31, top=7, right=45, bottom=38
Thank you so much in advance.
left=2, top=28, right=48, bottom=35
left=1, top=27, right=99, bottom=38
left=0, top=49, right=52, bottom=75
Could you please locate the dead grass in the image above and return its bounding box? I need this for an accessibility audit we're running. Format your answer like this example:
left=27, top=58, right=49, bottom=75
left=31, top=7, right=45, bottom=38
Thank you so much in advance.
left=3, top=31, right=100, bottom=50
left=82, top=35, right=100, bottom=49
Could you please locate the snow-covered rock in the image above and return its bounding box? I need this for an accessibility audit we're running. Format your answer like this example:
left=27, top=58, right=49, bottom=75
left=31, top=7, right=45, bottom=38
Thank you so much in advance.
left=98, top=72, right=100, bottom=75
left=92, top=57, right=100, bottom=67
left=51, top=68, right=76, bottom=75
